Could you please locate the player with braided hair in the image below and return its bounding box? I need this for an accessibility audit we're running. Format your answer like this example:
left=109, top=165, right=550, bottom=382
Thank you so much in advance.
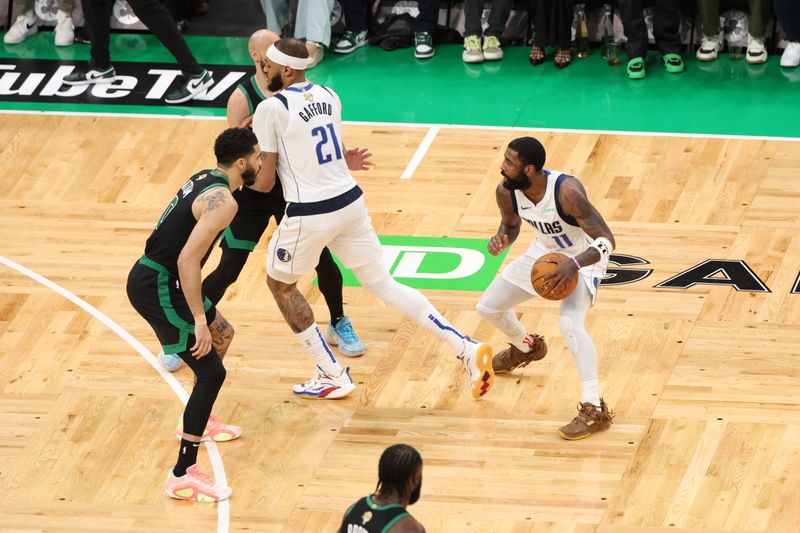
left=340, top=444, right=425, bottom=533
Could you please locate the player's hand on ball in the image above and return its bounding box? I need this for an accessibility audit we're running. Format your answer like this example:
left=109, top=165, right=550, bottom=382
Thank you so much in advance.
left=488, top=233, right=509, bottom=256
left=191, top=323, right=213, bottom=358
left=542, top=256, right=579, bottom=295
left=345, top=147, right=374, bottom=171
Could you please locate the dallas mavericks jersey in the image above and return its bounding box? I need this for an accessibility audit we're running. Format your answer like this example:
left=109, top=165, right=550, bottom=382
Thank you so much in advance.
left=511, top=170, right=591, bottom=257
left=253, top=82, right=356, bottom=204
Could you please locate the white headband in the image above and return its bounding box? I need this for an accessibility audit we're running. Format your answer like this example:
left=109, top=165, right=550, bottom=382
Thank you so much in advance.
left=266, top=44, right=308, bottom=70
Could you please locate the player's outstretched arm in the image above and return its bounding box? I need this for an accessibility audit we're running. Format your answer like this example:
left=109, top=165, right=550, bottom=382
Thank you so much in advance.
left=178, top=188, right=237, bottom=358
left=488, top=182, right=522, bottom=256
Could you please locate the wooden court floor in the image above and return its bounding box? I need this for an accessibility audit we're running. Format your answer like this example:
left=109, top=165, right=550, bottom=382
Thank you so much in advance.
left=1, top=113, right=799, bottom=532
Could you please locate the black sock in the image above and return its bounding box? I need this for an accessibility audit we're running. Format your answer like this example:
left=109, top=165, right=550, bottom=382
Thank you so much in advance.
left=174, top=439, right=200, bottom=477
left=330, top=315, right=343, bottom=327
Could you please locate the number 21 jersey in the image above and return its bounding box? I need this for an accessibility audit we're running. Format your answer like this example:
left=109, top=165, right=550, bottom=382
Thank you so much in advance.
left=253, top=82, right=356, bottom=204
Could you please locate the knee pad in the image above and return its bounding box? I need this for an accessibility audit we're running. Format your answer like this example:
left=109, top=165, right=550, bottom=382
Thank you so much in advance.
left=559, top=315, right=578, bottom=353
left=476, top=302, right=502, bottom=321
left=353, top=259, right=393, bottom=291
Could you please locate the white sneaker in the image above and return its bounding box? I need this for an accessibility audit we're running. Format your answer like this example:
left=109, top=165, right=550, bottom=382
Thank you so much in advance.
left=462, top=35, right=483, bottom=63
left=482, top=35, right=504, bottom=61
left=293, top=367, right=355, bottom=399
left=781, top=42, right=800, bottom=68
left=4, top=12, right=37, bottom=45
left=54, top=11, right=75, bottom=47
left=458, top=340, right=494, bottom=399
left=696, top=33, right=722, bottom=62
left=746, top=34, right=767, bottom=64
left=306, top=41, right=324, bottom=69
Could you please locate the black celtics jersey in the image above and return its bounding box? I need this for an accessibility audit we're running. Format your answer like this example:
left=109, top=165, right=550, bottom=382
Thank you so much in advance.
left=143, top=169, right=230, bottom=275
left=340, top=496, right=414, bottom=533
left=237, top=75, right=267, bottom=116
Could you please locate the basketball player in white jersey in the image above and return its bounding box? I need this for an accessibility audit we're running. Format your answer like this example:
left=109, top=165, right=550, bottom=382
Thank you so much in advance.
left=477, top=136, right=615, bottom=440
left=251, top=38, right=494, bottom=400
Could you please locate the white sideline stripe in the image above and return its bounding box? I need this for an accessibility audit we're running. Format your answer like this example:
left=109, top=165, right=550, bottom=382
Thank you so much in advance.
left=401, top=126, right=439, bottom=180
left=1, top=109, right=799, bottom=142
left=0, top=255, right=230, bottom=533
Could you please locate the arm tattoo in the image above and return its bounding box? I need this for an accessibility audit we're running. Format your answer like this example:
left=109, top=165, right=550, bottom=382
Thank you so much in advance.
left=203, top=190, right=229, bottom=212
left=572, top=193, right=604, bottom=233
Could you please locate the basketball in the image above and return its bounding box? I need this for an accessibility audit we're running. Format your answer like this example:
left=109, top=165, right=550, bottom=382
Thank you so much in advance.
left=531, top=253, right=579, bottom=300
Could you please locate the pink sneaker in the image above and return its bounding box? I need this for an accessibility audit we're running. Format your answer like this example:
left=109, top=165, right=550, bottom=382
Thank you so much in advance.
left=165, top=464, right=232, bottom=502
left=176, top=414, right=242, bottom=442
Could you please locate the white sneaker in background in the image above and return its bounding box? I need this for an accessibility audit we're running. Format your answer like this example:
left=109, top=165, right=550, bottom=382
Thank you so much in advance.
left=54, top=11, right=75, bottom=47
left=4, top=11, right=38, bottom=45
left=781, top=42, right=800, bottom=68
left=746, top=34, right=767, bottom=64
left=696, top=33, right=722, bottom=62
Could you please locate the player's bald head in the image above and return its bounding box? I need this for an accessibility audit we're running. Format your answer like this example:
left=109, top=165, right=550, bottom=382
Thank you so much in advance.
left=248, top=29, right=280, bottom=61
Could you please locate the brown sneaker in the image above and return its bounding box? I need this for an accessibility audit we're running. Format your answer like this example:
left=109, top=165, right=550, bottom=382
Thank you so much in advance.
left=492, top=334, right=547, bottom=374
left=558, top=398, right=614, bottom=440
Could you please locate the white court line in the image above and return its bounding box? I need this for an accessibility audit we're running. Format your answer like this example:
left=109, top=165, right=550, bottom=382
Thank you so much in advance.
left=0, top=255, right=230, bottom=533
left=1, top=109, right=799, bottom=142
left=400, top=126, right=440, bottom=180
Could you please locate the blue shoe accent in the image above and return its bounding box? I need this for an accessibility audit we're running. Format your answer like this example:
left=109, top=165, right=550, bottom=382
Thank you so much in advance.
left=326, top=316, right=365, bottom=357
left=159, top=351, right=183, bottom=372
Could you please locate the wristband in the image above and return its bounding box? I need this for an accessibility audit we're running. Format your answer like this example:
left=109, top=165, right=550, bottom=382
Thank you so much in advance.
left=571, top=256, right=581, bottom=270
left=590, top=236, right=613, bottom=258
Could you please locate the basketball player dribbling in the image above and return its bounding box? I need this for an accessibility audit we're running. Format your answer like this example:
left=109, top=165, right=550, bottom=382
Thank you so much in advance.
left=477, top=136, right=616, bottom=440
left=251, top=38, right=494, bottom=400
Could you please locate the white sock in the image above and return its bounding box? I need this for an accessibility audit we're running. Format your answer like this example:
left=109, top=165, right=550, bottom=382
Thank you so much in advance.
left=24, top=10, right=36, bottom=23
left=420, top=310, right=470, bottom=356
left=363, top=277, right=468, bottom=356
left=581, top=378, right=600, bottom=408
left=563, top=326, right=600, bottom=407
left=296, top=323, right=342, bottom=377
left=511, top=333, right=533, bottom=352
left=560, top=284, right=601, bottom=408
left=476, top=305, right=529, bottom=351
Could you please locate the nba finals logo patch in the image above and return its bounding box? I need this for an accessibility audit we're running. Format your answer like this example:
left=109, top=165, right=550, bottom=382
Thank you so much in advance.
left=277, top=248, right=292, bottom=262
left=361, top=511, right=372, bottom=524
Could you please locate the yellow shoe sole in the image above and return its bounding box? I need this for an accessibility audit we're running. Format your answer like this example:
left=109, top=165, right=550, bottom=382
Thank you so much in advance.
left=471, top=343, right=494, bottom=399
